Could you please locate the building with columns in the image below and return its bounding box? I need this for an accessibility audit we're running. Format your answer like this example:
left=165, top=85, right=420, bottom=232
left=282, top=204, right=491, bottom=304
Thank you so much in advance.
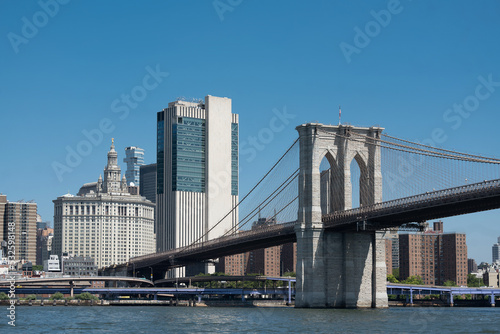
left=52, top=140, right=155, bottom=269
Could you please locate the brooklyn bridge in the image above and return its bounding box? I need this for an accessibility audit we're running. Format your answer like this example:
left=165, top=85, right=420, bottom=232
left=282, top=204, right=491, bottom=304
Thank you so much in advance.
left=103, top=123, right=500, bottom=308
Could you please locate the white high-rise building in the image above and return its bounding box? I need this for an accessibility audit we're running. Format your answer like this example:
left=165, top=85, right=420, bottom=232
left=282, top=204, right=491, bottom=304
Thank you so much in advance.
left=156, top=95, right=238, bottom=277
left=53, top=140, right=155, bottom=269
left=493, top=237, right=500, bottom=264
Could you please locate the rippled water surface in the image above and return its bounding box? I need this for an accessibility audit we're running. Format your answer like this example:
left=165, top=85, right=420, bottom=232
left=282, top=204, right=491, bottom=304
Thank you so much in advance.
left=2, top=306, right=500, bottom=333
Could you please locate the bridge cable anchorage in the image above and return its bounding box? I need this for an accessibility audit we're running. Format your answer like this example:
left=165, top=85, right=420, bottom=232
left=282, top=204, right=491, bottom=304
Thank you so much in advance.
left=176, top=139, right=300, bottom=256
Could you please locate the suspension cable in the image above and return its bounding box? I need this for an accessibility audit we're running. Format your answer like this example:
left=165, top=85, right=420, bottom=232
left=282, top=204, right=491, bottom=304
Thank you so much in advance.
left=177, top=138, right=299, bottom=254
left=382, top=133, right=500, bottom=162
left=316, top=128, right=500, bottom=164
left=224, top=169, right=299, bottom=236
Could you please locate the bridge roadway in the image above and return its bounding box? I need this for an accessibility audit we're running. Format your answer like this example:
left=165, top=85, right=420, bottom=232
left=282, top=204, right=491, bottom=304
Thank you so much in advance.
left=154, top=275, right=295, bottom=286
left=0, top=276, right=153, bottom=286
left=6, top=283, right=499, bottom=307
left=109, top=179, right=500, bottom=273
left=387, top=284, right=500, bottom=306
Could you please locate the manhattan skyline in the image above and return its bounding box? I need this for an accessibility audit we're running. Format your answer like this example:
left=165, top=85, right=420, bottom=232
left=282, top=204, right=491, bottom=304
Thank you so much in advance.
left=1, top=1, right=500, bottom=263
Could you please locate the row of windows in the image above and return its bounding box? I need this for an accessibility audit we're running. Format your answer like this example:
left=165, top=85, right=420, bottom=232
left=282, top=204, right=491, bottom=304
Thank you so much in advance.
left=156, top=114, right=239, bottom=195
left=172, top=118, right=206, bottom=192
left=157, top=119, right=165, bottom=194
left=231, top=123, right=238, bottom=195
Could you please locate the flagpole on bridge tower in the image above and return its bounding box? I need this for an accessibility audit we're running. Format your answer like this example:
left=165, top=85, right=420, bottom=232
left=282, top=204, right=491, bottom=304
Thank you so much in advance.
left=338, top=105, right=341, bottom=125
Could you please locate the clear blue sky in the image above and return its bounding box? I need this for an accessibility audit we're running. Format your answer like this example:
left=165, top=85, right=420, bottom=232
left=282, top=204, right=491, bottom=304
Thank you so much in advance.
left=1, top=0, right=500, bottom=263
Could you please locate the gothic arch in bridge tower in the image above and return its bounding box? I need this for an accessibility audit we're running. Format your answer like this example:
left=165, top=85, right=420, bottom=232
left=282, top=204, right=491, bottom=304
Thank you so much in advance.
left=308, top=124, right=383, bottom=217
left=351, top=151, right=369, bottom=208
left=295, top=123, right=388, bottom=309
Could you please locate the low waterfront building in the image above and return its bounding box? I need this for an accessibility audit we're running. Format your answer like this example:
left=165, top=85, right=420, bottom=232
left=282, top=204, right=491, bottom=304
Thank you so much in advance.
left=43, top=255, right=61, bottom=272
left=62, top=256, right=97, bottom=276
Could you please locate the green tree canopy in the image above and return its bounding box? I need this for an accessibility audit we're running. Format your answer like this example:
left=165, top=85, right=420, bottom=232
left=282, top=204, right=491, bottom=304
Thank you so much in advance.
left=387, top=274, right=399, bottom=283
left=467, top=274, right=483, bottom=287
left=443, top=280, right=457, bottom=287
left=49, top=292, right=64, bottom=300
left=392, top=268, right=399, bottom=280
left=401, top=275, right=424, bottom=285
left=74, top=292, right=99, bottom=300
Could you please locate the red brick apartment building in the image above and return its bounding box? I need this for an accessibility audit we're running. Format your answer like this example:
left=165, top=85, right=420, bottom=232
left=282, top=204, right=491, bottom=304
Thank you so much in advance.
left=399, top=221, right=467, bottom=286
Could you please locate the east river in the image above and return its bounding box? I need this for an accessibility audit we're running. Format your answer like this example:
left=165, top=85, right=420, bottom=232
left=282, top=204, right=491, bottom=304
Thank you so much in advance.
left=2, top=306, right=500, bottom=333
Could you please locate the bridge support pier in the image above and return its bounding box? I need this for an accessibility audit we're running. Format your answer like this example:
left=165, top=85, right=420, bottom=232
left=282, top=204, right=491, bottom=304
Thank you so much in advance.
left=295, top=227, right=388, bottom=308
left=295, top=123, right=387, bottom=308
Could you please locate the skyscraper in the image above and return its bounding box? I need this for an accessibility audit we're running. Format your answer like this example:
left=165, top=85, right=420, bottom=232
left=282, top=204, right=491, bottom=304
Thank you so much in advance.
left=123, top=146, right=145, bottom=186
left=156, top=96, right=238, bottom=276
left=139, top=163, right=157, bottom=204
left=0, top=195, right=37, bottom=264
left=492, top=237, right=500, bottom=264
left=53, top=140, right=155, bottom=268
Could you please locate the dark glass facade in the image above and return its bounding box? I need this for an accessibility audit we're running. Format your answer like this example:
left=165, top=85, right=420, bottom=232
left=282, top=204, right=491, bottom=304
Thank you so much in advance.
left=231, top=123, right=238, bottom=196
left=172, top=117, right=206, bottom=192
left=140, top=163, right=157, bottom=203
left=156, top=112, right=164, bottom=194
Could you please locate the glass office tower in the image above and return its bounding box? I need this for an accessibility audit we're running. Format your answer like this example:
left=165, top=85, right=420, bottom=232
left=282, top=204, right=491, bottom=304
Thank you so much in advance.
left=123, top=146, right=145, bottom=185
left=156, top=96, right=239, bottom=277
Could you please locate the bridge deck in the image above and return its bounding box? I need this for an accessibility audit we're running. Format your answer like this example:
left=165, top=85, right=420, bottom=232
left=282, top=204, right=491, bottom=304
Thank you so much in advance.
left=323, top=178, right=500, bottom=229
left=106, top=179, right=500, bottom=272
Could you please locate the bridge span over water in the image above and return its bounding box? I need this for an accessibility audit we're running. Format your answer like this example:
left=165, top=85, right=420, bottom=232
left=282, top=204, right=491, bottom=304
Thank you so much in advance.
left=104, top=178, right=500, bottom=273
left=103, top=123, right=500, bottom=309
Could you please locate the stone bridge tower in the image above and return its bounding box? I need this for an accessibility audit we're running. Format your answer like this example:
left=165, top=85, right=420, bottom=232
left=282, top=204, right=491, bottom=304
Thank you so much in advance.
left=295, top=123, right=388, bottom=308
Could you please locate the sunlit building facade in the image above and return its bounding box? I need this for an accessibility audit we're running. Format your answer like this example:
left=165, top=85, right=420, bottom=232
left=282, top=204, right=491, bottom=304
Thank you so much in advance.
left=156, top=96, right=238, bottom=277
left=53, top=140, right=155, bottom=269
left=0, top=195, right=37, bottom=264
left=123, top=146, right=145, bottom=186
